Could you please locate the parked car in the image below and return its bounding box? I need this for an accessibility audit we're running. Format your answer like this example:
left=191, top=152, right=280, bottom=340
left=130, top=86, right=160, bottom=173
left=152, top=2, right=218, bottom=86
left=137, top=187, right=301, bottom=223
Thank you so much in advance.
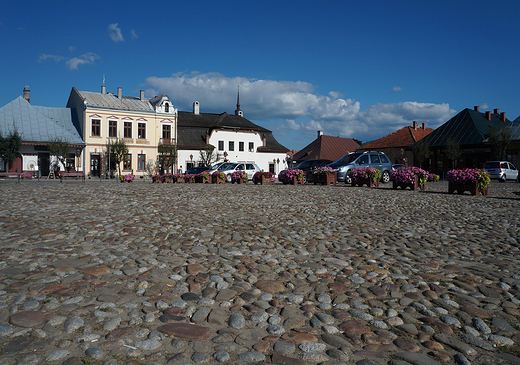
left=185, top=166, right=208, bottom=175
left=206, top=162, right=231, bottom=174
left=218, top=162, right=261, bottom=182
left=284, top=159, right=333, bottom=183
left=327, top=151, right=392, bottom=184
left=484, top=161, right=518, bottom=182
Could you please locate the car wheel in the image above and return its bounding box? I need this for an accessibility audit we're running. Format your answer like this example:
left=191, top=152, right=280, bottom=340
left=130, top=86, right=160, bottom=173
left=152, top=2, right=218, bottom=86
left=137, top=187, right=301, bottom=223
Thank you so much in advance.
left=381, top=171, right=390, bottom=184
left=226, top=174, right=232, bottom=183
left=303, top=175, right=308, bottom=184
left=345, top=175, right=352, bottom=184
left=499, top=175, right=506, bottom=182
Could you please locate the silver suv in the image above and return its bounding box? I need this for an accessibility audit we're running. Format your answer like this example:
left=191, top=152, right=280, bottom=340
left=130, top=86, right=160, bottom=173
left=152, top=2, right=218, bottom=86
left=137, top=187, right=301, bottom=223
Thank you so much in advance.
left=219, top=163, right=261, bottom=182
left=328, top=151, right=392, bottom=184
left=484, top=161, right=518, bottom=182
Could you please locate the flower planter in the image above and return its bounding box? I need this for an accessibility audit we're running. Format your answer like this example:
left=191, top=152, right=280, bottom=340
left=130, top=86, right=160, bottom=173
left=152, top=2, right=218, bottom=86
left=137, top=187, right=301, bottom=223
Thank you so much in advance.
left=393, top=175, right=419, bottom=191
left=212, top=175, right=226, bottom=184
left=352, top=178, right=379, bottom=188
left=174, top=177, right=184, bottom=183
left=164, top=177, right=173, bottom=183
left=184, top=177, right=195, bottom=183
left=314, top=173, right=337, bottom=186
left=195, top=176, right=210, bottom=183
left=233, top=177, right=247, bottom=184
left=259, top=175, right=272, bottom=185
left=448, top=181, right=488, bottom=196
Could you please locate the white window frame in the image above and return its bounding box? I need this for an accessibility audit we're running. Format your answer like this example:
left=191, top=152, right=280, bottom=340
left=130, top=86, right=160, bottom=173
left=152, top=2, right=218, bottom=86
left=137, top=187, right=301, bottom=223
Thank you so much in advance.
left=89, top=115, right=102, bottom=137
left=107, top=117, right=118, bottom=138
left=137, top=118, right=147, bottom=140
left=123, top=117, right=133, bottom=139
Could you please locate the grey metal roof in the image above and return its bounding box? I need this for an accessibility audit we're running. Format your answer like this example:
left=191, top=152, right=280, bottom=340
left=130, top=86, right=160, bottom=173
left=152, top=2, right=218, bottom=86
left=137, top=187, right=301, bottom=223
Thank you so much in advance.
left=77, top=90, right=155, bottom=112
left=0, top=96, right=85, bottom=145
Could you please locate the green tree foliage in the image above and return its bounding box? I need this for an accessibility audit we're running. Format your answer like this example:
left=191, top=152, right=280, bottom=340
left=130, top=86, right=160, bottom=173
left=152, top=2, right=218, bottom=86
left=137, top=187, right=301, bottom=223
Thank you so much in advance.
left=412, top=140, right=430, bottom=169
left=198, top=147, right=219, bottom=167
left=444, top=138, right=461, bottom=169
left=48, top=138, right=70, bottom=171
left=158, top=143, right=177, bottom=174
left=106, top=138, right=128, bottom=176
left=488, top=122, right=513, bottom=160
left=0, top=128, right=22, bottom=166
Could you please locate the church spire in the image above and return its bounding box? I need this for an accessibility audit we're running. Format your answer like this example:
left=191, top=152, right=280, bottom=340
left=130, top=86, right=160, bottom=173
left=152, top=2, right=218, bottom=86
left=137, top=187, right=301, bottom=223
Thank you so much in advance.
left=235, top=86, right=243, bottom=117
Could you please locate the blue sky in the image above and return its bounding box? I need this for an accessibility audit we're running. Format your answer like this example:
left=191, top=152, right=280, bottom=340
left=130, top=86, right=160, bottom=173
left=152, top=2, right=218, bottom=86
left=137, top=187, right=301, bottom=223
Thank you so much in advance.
left=1, top=1, right=519, bottom=151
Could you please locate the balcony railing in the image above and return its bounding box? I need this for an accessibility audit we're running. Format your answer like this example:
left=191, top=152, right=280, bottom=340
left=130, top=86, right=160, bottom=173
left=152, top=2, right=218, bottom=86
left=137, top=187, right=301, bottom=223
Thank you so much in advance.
left=159, top=138, right=175, bottom=146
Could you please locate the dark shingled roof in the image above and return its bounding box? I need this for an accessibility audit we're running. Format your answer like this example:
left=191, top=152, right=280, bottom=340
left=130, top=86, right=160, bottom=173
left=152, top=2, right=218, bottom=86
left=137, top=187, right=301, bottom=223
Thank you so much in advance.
left=293, top=135, right=360, bottom=162
left=414, top=108, right=512, bottom=148
left=177, top=111, right=288, bottom=152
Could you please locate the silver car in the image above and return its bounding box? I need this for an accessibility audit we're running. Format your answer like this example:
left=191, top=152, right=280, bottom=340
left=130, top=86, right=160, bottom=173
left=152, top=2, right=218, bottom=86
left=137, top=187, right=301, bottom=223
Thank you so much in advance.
left=219, top=162, right=261, bottom=182
left=484, top=161, right=518, bottom=182
left=327, top=151, right=392, bottom=184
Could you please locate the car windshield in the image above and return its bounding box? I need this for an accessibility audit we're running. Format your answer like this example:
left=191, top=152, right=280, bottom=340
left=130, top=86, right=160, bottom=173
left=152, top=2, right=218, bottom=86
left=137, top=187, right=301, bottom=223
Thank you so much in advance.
left=295, top=161, right=312, bottom=169
left=485, top=162, right=500, bottom=169
left=334, top=153, right=362, bottom=164
left=219, top=163, right=236, bottom=170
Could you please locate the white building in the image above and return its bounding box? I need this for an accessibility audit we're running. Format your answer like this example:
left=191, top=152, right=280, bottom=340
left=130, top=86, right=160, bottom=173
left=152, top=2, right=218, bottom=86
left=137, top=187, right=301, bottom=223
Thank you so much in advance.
left=177, top=92, right=289, bottom=174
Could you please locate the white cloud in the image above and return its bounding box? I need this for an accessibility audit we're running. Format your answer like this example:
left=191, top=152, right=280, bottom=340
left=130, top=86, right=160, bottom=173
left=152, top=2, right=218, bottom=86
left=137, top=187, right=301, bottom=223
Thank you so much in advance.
left=108, top=23, right=124, bottom=42
left=144, top=72, right=456, bottom=143
left=131, top=29, right=138, bottom=39
left=392, top=86, right=403, bottom=92
left=66, top=52, right=100, bottom=70
left=68, top=46, right=75, bottom=52
left=480, top=103, right=489, bottom=110
left=39, top=54, right=65, bottom=63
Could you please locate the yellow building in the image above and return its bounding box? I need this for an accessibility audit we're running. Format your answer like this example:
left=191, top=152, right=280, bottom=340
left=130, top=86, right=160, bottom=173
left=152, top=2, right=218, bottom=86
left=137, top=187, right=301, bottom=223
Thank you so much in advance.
left=67, top=86, right=177, bottom=177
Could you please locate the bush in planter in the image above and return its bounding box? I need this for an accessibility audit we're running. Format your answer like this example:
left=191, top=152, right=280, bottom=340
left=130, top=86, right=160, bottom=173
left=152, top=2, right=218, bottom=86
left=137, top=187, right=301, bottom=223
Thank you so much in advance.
left=172, top=173, right=184, bottom=181
left=312, top=166, right=335, bottom=176
left=278, top=169, right=304, bottom=184
left=253, top=171, right=275, bottom=184
left=231, top=170, right=248, bottom=183
left=195, top=171, right=211, bottom=182
left=391, top=166, right=429, bottom=187
left=349, top=167, right=382, bottom=183
left=20, top=171, right=33, bottom=179
left=184, top=173, right=195, bottom=183
left=152, top=174, right=164, bottom=183
left=446, top=168, right=490, bottom=192
left=120, top=174, right=135, bottom=182
left=212, top=171, right=226, bottom=181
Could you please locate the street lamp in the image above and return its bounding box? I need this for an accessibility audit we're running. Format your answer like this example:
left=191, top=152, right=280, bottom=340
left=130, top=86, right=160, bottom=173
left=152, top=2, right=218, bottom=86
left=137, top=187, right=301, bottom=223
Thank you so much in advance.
left=190, top=154, right=193, bottom=168
left=224, top=151, right=228, bottom=162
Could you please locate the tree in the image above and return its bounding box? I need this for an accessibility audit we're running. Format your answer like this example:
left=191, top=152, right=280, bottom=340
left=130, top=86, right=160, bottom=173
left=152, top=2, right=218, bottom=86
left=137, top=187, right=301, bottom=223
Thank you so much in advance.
left=48, top=138, right=70, bottom=171
left=444, top=138, right=461, bottom=169
left=352, top=138, right=363, bottom=147
left=198, top=147, right=220, bottom=167
left=106, top=138, right=128, bottom=177
left=488, top=122, right=513, bottom=160
left=158, top=143, right=177, bottom=174
left=0, top=128, right=22, bottom=169
left=412, top=140, right=429, bottom=169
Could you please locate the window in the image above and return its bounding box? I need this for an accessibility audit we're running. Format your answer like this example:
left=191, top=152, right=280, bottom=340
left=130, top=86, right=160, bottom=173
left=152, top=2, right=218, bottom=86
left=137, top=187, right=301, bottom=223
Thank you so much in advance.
left=370, top=155, right=381, bottom=163
left=0, top=158, right=5, bottom=171
left=229, top=141, right=234, bottom=151
left=218, top=141, right=224, bottom=151
left=249, top=142, right=254, bottom=152
left=162, top=125, right=171, bottom=139
left=239, top=142, right=244, bottom=152
left=108, top=120, right=117, bottom=138
left=165, top=103, right=169, bottom=112
left=124, top=121, right=132, bottom=138
left=138, top=154, right=146, bottom=170
left=66, top=153, right=75, bottom=171
left=138, top=122, right=146, bottom=139
left=123, top=153, right=132, bottom=170
left=91, top=119, right=101, bottom=137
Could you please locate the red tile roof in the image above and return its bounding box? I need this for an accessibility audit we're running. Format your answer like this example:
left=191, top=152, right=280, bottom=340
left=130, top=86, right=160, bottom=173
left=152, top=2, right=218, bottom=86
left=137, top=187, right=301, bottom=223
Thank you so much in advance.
left=293, top=135, right=360, bottom=162
left=361, top=123, right=434, bottom=150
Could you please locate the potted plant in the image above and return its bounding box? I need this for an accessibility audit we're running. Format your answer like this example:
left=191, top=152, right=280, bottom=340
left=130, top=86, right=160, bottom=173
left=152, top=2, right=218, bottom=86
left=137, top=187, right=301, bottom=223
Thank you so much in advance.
left=349, top=167, right=381, bottom=187
left=20, top=171, right=33, bottom=180
left=446, top=168, right=490, bottom=196
left=231, top=170, right=248, bottom=184
left=278, top=169, right=305, bottom=185
left=120, top=174, right=135, bottom=183
left=253, top=171, right=275, bottom=185
left=184, top=173, right=195, bottom=183
left=312, top=166, right=337, bottom=185
left=172, top=173, right=184, bottom=183
left=212, top=171, right=226, bottom=184
left=195, top=171, right=211, bottom=183
left=163, top=174, right=173, bottom=183
left=391, top=166, right=428, bottom=191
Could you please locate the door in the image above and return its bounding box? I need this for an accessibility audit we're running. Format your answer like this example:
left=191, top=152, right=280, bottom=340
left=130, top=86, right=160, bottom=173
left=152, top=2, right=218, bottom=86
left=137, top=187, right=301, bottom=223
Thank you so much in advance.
left=38, top=153, right=50, bottom=177
left=90, top=154, right=101, bottom=177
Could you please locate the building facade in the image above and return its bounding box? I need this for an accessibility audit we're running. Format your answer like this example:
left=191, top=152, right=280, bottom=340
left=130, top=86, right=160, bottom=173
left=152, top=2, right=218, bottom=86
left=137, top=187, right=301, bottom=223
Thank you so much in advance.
left=67, top=86, right=177, bottom=177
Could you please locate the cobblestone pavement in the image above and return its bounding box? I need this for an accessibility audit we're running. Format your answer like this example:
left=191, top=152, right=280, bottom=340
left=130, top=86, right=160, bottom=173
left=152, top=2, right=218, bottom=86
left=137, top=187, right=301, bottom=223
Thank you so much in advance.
left=0, top=180, right=519, bottom=365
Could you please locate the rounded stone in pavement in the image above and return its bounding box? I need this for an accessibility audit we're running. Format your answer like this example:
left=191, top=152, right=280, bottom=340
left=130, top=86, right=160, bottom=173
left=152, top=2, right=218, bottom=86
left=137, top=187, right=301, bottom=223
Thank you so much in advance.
left=213, top=350, right=230, bottom=362
left=85, top=347, right=103, bottom=359
left=45, top=350, right=69, bottom=361
left=229, top=313, right=245, bottom=329
left=64, top=317, right=84, bottom=333
left=254, top=280, right=285, bottom=293
left=237, top=351, right=266, bottom=362
left=9, top=311, right=53, bottom=328
left=0, top=324, right=14, bottom=336
left=158, top=323, right=213, bottom=341
left=273, top=341, right=296, bottom=355
left=135, top=339, right=161, bottom=350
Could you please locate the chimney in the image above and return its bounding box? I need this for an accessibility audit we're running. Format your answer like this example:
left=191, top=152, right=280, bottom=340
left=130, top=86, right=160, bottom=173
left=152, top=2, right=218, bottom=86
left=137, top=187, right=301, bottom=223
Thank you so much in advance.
left=101, top=85, right=106, bottom=94
left=493, top=108, right=499, bottom=114
left=140, top=90, right=145, bottom=101
left=485, top=111, right=491, bottom=120
left=317, top=130, right=323, bottom=138
left=117, top=87, right=122, bottom=99
left=193, top=101, right=199, bottom=115
left=412, top=121, right=418, bottom=130
left=501, top=112, right=506, bottom=122
left=422, top=122, right=426, bottom=130
left=474, top=106, right=479, bottom=112
left=23, top=85, right=30, bottom=103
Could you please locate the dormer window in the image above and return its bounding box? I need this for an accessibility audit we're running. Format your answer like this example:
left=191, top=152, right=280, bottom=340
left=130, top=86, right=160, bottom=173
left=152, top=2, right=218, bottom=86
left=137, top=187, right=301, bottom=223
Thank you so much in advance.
left=165, top=103, right=169, bottom=113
